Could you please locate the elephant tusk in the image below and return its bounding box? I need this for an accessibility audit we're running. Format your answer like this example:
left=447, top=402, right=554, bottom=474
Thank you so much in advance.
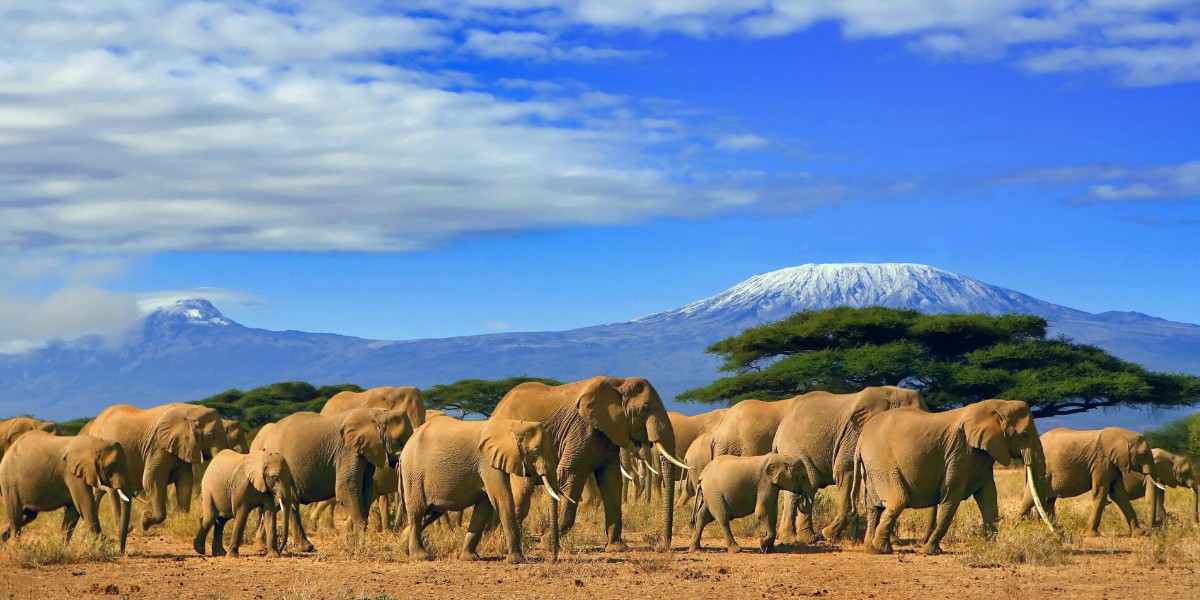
left=1150, top=477, right=1167, bottom=491
left=277, top=497, right=285, bottom=511
left=542, top=476, right=563, bottom=503
left=654, top=442, right=692, bottom=471
left=1025, top=465, right=1055, bottom=534
left=641, top=459, right=661, bottom=476
left=620, top=465, right=635, bottom=481
left=118, top=490, right=131, bottom=503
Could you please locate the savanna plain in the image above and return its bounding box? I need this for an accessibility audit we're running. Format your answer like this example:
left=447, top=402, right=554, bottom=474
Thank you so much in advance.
left=2, top=469, right=1197, bottom=599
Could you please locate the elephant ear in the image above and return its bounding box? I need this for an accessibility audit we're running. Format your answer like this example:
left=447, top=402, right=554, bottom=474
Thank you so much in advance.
left=154, top=410, right=202, bottom=464
left=247, top=456, right=269, bottom=494
left=849, top=394, right=888, bottom=429
left=765, top=455, right=791, bottom=488
left=962, top=408, right=1012, bottom=466
left=576, top=378, right=632, bottom=449
left=1100, top=428, right=1134, bottom=472
left=64, top=442, right=103, bottom=487
left=479, top=419, right=530, bottom=477
left=341, top=410, right=387, bottom=467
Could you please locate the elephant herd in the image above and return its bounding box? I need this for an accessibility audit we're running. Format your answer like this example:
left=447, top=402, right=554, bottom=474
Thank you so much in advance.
left=0, top=378, right=1196, bottom=565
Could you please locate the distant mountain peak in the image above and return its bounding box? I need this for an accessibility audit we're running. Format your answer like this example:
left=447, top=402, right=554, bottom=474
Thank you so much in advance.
left=631, top=262, right=1064, bottom=324
left=142, top=298, right=233, bottom=327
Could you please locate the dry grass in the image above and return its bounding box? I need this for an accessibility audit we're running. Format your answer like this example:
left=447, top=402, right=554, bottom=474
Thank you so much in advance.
left=959, top=518, right=1070, bottom=567
left=0, top=529, right=119, bottom=568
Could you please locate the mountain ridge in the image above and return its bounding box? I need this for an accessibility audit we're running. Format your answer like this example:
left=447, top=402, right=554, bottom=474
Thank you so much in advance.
left=2, top=263, right=1197, bottom=429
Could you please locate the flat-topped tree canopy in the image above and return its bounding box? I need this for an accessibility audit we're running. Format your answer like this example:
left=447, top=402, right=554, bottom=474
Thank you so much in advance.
left=679, top=307, right=1200, bottom=418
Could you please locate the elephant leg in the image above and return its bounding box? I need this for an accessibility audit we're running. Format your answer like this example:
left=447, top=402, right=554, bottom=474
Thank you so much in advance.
left=1046, top=497, right=1057, bottom=520
left=229, top=509, right=252, bottom=557
left=594, top=461, right=628, bottom=552
left=68, top=480, right=103, bottom=537
left=290, top=504, right=314, bottom=552
left=917, top=508, right=936, bottom=546
left=711, top=501, right=739, bottom=554
left=1085, top=476, right=1109, bottom=537
left=194, top=499, right=216, bottom=556
left=460, top=498, right=494, bottom=561
left=1148, top=485, right=1162, bottom=528
left=868, top=502, right=903, bottom=554
left=922, top=498, right=963, bottom=555
left=1108, top=480, right=1142, bottom=536
left=758, top=493, right=778, bottom=553
left=406, top=498, right=432, bottom=560
left=375, top=494, right=389, bottom=533
left=174, top=467, right=194, bottom=513
left=974, top=478, right=999, bottom=535
left=688, top=500, right=712, bottom=552
left=511, top=475, right=535, bottom=522
left=484, top=473, right=524, bottom=564
left=61, top=504, right=81, bottom=542
left=821, top=479, right=855, bottom=542
left=777, top=490, right=798, bottom=543
left=212, top=517, right=227, bottom=557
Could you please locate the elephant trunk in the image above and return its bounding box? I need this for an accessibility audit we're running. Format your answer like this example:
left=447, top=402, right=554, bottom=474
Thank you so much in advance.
left=549, top=496, right=560, bottom=562
left=279, top=502, right=291, bottom=554
left=118, top=495, right=131, bottom=556
left=659, top=455, right=675, bottom=553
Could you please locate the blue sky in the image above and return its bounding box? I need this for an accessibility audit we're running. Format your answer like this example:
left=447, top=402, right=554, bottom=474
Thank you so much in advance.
left=1, top=1, right=1198, bottom=349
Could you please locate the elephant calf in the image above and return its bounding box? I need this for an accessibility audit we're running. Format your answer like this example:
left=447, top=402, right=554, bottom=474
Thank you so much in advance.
left=688, top=453, right=814, bottom=554
left=1123, top=449, right=1199, bottom=527
left=195, top=450, right=298, bottom=557
left=0, top=431, right=135, bottom=555
left=401, top=416, right=565, bottom=564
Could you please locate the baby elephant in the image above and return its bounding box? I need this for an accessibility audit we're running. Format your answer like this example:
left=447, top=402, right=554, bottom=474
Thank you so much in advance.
left=0, top=431, right=135, bottom=555
left=689, top=453, right=814, bottom=554
left=195, top=450, right=297, bottom=557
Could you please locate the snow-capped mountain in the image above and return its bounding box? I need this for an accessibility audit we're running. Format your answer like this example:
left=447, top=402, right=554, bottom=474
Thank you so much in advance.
left=2, top=263, right=1197, bottom=429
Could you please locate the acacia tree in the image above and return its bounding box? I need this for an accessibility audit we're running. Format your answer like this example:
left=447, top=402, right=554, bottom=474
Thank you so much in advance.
left=679, top=307, right=1200, bottom=418
left=424, top=376, right=563, bottom=418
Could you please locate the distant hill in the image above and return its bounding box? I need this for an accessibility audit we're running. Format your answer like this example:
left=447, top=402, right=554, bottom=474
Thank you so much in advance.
left=2, top=263, right=1197, bottom=429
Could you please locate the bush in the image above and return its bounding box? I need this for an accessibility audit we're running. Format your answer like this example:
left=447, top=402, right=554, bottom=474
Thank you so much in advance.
left=959, top=518, right=1068, bottom=567
left=0, top=530, right=119, bottom=568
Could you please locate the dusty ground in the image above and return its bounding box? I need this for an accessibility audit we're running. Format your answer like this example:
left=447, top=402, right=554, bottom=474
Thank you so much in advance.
left=2, top=533, right=1197, bottom=600
left=3, top=470, right=1199, bottom=599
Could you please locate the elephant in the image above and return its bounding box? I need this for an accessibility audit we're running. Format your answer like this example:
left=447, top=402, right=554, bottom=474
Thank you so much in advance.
left=0, top=431, right=135, bottom=554
left=1018, top=427, right=1162, bottom=537
left=688, top=453, right=814, bottom=554
left=0, top=417, right=58, bottom=463
left=710, top=398, right=798, bottom=458
left=773, top=386, right=927, bottom=543
left=1123, top=449, right=1199, bottom=526
left=250, top=408, right=413, bottom=551
left=668, top=409, right=729, bottom=464
left=859, top=400, right=1053, bottom=555
left=401, top=416, right=566, bottom=563
left=192, top=420, right=249, bottom=499
left=490, top=376, right=689, bottom=552
left=313, top=385, right=426, bottom=531
left=194, top=450, right=299, bottom=557
left=680, top=432, right=716, bottom=507
left=321, top=386, right=426, bottom=425
left=79, top=403, right=230, bottom=531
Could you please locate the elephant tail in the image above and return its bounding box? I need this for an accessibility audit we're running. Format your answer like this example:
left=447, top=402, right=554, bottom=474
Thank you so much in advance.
left=850, top=445, right=864, bottom=516
left=691, top=482, right=704, bottom=529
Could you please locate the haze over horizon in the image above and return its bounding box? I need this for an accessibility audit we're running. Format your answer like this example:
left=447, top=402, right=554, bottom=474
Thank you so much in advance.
left=1, top=1, right=1197, bottom=359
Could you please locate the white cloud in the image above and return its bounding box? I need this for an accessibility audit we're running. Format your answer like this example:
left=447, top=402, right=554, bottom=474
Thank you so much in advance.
left=481, top=320, right=513, bottom=330
left=715, top=134, right=768, bottom=151
left=1000, top=161, right=1200, bottom=203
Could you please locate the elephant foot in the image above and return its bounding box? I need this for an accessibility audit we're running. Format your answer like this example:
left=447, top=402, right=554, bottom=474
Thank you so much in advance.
left=458, top=550, right=480, bottom=562
left=655, top=540, right=673, bottom=554
left=920, top=542, right=942, bottom=556
left=212, top=548, right=227, bottom=557
left=725, top=543, right=741, bottom=554
left=793, top=530, right=824, bottom=544
left=266, top=549, right=281, bottom=558
left=687, top=543, right=701, bottom=553
left=505, top=552, right=525, bottom=564
left=759, top=539, right=773, bottom=554
left=193, top=539, right=206, bottom=556
left=819, top=524, right=842, bottom=542
left=604, top=540, right=629, bottom=553
left=140, top=514, right=154, bottom=532
left=229, top=548, right=241, bottom=558
left=864, top=539, right=891, bottom=555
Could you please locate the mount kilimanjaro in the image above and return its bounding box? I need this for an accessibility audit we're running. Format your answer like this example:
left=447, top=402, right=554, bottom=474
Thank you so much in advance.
left=2, top=263, right=1198, bottom=429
